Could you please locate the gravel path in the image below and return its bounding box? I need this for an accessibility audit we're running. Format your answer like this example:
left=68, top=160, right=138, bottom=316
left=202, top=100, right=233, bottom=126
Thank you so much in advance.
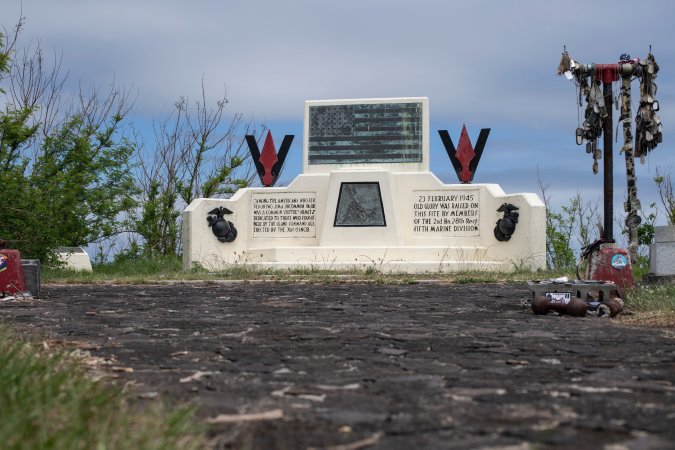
left=2, top=282, right=674, bottom=449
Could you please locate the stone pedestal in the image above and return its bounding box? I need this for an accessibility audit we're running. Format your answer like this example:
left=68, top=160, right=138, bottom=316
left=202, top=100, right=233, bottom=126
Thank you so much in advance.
left=183, top=173, right=546, bottom=273
left=646, top=226, right=675, bottom=283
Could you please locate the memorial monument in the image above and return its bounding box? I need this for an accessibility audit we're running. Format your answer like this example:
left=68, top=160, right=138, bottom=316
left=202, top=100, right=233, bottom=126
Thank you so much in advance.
left=182, top=97, right=545, bottom=273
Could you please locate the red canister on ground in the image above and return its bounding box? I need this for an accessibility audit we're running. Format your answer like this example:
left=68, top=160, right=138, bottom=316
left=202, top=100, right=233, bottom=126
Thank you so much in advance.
left=586, top=244, right=635, bottom=292
left=0, top=248, right=27, bottom=295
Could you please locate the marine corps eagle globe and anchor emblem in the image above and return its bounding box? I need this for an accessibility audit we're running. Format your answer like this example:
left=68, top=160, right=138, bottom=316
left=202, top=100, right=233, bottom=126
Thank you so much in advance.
left=207, top=207, right=238, bottom=243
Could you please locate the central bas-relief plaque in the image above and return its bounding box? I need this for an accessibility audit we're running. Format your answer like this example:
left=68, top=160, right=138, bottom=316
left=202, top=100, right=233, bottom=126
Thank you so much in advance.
left=334, top=182, right=386, bottom=227
left=308, top=102, right=423, bottom=165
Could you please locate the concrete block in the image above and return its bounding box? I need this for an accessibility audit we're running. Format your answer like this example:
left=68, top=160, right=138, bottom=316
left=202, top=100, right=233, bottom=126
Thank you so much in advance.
left=649, top=242, right=675, bottom=276
left=654, top=225, right=675, bottom=244
left=57, top=247, right=93, bottom=272
left=21, top=259, right=41, bottom=297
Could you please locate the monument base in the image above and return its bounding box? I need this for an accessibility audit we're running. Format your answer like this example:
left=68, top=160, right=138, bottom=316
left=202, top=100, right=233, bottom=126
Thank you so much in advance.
left=183, top=171, right=546, bottom=274
left=193, top=245, right=530, bottom=273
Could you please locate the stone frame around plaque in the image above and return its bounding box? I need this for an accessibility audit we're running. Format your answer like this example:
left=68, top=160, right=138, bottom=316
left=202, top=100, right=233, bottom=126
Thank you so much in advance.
left=333, top=182, right=387, bottom=227
left=303, top=97, right=430, bottom=174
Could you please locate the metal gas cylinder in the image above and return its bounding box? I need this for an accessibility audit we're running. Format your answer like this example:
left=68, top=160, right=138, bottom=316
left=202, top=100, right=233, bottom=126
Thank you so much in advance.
left=585, top=244, right=635, bottom=292
left=0, top=248, right=27, bottom=295
left=531, top=295, right=588, bottom=317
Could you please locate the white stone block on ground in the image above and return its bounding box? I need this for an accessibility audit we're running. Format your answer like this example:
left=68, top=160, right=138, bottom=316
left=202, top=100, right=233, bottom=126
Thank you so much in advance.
left=649, top=242, right=675, bottom=276
left=57, top=247, right=93, bottom=272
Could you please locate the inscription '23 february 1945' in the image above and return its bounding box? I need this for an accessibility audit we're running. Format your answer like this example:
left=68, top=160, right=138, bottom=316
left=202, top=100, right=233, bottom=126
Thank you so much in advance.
left=412, top=190, right=480, bottom=236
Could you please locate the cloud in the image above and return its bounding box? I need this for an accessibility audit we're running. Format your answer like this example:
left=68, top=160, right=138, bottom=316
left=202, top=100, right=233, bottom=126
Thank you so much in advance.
left=4, top=0, right=674, bottom=226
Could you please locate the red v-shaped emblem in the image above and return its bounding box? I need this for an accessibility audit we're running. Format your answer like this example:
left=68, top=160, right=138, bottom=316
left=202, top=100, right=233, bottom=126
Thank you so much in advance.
left=259, top=132, right=278, bottom=186
left=438, top=126, right=490, bottom=183
left=455, top=125, right=476, bottom=182
left=245, top=131, right=294, bottom=187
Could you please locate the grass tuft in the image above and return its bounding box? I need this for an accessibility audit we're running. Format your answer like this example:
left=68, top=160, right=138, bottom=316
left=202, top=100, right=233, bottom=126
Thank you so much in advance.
left=43, top=255, right=574, bottom=285
left=0, top=325, right=205, bottom=450
left=620, top=283, right=675, bottom=328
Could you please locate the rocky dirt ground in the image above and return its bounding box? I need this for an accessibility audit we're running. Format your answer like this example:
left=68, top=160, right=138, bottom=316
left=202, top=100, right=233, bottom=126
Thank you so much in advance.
left=1, top=282, right=674, bottom=450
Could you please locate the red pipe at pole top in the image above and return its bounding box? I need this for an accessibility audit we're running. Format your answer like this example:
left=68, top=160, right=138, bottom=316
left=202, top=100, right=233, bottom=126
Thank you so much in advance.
left=594, top=64, right=621, bottom=84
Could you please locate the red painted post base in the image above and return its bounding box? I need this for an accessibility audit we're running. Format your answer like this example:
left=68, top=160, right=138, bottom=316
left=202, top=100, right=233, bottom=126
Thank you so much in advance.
left=585, top=244, right=635, bottom=293
left=0, top=249, right=27, bottom=295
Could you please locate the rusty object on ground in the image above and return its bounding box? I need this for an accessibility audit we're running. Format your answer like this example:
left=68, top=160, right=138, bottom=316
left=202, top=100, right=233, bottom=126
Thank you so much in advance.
left=531, top=295, right=588, bottom=317
left=527, top=279, right=624, bottom=319
left=602, top=296, right=625, bottom=318
left=584, top=243, right=635, bottom=292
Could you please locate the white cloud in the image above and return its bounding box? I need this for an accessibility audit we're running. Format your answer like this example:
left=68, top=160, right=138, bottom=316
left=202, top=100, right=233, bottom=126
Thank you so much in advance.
left=4, top=0, right=675, bottom=225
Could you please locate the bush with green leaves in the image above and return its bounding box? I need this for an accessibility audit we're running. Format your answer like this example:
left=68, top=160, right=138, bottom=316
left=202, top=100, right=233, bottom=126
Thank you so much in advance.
left=1, top=23, right=137, bottom=263
left=2, top=20, right=258, bottom=264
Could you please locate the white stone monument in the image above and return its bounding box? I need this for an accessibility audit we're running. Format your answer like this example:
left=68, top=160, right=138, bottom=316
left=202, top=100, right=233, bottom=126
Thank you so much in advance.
left=56, top=246, right=93, bottom=272
left=183, top=97, right=546, bottom=273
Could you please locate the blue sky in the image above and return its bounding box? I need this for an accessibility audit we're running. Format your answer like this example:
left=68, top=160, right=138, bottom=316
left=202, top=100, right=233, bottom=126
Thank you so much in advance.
left=4, top=0, right=675, bottom=229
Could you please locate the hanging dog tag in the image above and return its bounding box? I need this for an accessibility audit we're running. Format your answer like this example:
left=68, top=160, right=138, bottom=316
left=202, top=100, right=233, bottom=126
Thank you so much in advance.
left=597, top=90, right=605, bottom=108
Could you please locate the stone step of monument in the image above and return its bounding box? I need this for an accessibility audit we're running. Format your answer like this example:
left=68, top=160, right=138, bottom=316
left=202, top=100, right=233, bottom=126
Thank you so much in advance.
left=216, top=246, right=511, bottom=273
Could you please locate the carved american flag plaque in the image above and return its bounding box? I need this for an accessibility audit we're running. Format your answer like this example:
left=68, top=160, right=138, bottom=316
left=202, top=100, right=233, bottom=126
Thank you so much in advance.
left=308, top=102, right=424, bottom=165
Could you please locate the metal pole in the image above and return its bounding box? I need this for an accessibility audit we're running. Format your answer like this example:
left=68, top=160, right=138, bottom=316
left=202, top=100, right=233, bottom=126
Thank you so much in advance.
left=621, top=71, right=640, bottom=262
left=602, top=81, right=614, bottom=243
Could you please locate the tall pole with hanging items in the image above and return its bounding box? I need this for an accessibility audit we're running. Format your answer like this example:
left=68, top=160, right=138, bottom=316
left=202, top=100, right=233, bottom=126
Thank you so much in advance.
left=557, top=48, right=663, bottom=291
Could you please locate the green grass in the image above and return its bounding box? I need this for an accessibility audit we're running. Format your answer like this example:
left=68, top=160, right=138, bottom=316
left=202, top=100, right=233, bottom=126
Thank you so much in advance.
left=43, top=255, right=573, bottom=285
left=621, top=283, right=675, bottom=327
left=0, top=325, right=205, bottom=450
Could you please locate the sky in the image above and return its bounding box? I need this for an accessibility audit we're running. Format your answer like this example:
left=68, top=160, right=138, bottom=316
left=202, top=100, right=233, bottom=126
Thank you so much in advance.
left=4, top=0, right=675, bottom=232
